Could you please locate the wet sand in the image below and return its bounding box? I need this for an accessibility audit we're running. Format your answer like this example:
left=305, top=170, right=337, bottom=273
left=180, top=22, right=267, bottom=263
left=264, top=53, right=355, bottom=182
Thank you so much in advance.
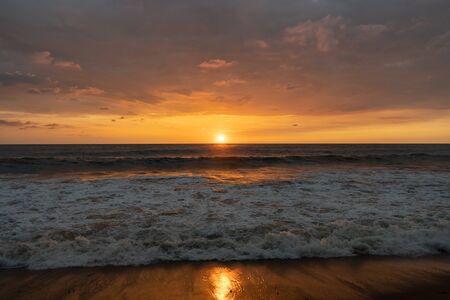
left=0, top=256, right=449, bottom=300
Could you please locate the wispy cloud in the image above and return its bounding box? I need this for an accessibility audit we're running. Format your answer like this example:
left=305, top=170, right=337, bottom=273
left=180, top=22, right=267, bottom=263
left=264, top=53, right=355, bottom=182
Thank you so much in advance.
left=32, top=51, right=81, bottom=70
left=383, top=60, right=413, bottom=68
left=284, top=16, right=346, bottom=52
left=0, top=119, right=35, bottom=127
left=284, top=16, right=388, bottom=52
left=27, top=85, right=104, bottom=96
left=246, top=39, right=269, bottom=49
left=428, top=30, right=450, bottom=51
left=214, top=79, right=247, bottom=87
left=0, top=119, right=72, bottom=130
left=199, top=59, right=235, bottom=69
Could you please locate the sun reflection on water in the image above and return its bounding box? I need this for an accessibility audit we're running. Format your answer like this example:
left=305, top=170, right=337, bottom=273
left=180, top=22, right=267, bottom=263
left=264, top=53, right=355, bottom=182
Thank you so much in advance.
left=209, top=267, right=241, bottom=300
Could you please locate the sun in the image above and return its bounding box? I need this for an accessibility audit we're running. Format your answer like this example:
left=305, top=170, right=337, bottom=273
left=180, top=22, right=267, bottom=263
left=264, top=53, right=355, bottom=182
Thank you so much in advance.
left=215, top=134, right=227, bottom=144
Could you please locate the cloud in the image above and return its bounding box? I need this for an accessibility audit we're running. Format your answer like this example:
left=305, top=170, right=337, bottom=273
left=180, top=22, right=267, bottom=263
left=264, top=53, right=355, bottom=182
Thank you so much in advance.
left=254, top=40, right=269, bottom=49
left=214, top=79, right=247, bottom=87
left=32, top=51, right=81, bottom=70
left=246, top=39, right=269, bottom=49
left=428, top=30, right=450, bottom=51
left=27, top=87, right=61, bottom=94
left=284, top=83, right=306, bottom=90
left=284, top=16, right=388, bottom=52
left=0, top=119, right=72, bottom=130
left=27, top=85, right=104, bottom=96
left=165, top=89, right=193, bottom=96
left=285, top=16, right=346, bottom=52
left=0, top=71, right=41, bottom=86
left=42, top=123, right=72, bottom=130
left=25, top=81, right=160, bottom=106
left=0, top=0, right=449, bottom=119
left=120, top=92, right=163, bottom=104
left=19, top=123, right=67, bottom=130
left=356, top=24, right=388, bottom=40
left=68, top=86, right=104, bottom=96
left=199, top=59, right=235, bottom=69
left=32, top=51, right=54, bottom=64
left=0, top=119, right=34, bottom=127
left=383, top=60, right=413, bottom=68
left=53, top=60, right=82, bottom=70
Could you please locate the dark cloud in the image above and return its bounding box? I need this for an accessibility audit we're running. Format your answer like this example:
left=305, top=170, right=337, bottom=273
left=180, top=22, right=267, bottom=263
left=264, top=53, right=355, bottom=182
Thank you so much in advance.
left=0, top=119, right=34, bottom=127
left=42, top=123, right=72, bottom=129
left=0, top=119, right=72, bottom=130
left=0, top=71, right=41, bottom=86
left=0, top=0, right=449, bottom=115
left=284, top=15, right=389, bottom=52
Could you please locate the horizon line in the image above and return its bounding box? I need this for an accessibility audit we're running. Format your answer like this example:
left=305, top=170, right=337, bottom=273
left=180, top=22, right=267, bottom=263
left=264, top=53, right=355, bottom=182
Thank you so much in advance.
left=0, top=143, right=449, bottom=146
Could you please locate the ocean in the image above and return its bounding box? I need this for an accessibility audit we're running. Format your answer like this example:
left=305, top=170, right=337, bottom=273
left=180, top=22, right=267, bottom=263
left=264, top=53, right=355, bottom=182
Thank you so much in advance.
left=0, top=144, right=449, bottom=269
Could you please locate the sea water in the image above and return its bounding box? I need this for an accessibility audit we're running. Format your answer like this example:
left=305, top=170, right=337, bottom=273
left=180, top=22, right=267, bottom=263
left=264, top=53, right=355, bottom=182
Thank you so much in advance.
left=0, top=144, right=449, bottom=269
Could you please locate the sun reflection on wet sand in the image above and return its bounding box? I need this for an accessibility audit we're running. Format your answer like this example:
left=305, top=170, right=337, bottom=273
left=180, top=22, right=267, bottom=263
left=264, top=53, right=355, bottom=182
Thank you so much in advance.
left=209, top=267, right=241, bottom=300
left=1, top=258, right=450, bottom=299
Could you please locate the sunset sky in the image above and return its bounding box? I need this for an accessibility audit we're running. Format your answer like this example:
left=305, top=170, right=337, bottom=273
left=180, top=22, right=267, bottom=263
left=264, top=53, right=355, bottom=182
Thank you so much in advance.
left=0, top=0, right=449, bottom=143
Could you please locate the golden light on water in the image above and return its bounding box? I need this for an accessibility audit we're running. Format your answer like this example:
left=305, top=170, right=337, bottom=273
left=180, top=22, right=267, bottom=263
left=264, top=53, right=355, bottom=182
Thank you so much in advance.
left=209, top=267, right=241, bottom=300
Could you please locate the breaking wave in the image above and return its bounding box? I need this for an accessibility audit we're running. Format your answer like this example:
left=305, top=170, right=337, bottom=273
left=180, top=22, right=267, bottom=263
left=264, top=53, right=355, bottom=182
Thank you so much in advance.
left=0, top=169, right=449, bottom=269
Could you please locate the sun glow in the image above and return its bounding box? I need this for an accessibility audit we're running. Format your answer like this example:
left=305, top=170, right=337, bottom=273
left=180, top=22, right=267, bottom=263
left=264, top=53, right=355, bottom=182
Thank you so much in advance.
left=209, top=267, right=241, bottom=300
left=215, top=134, right=227, bottom=144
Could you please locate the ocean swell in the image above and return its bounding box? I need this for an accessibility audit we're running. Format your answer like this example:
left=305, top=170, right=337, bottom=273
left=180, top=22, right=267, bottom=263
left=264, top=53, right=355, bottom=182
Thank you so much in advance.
left=1, top=153, right=448, bottom=174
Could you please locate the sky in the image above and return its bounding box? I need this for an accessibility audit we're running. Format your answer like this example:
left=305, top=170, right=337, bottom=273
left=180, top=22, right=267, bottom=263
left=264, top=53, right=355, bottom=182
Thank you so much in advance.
left=0, top=0, right=449, bottom=143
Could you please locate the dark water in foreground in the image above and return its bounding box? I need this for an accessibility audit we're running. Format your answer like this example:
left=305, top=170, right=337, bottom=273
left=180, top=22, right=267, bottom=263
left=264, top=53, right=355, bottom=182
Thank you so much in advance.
left=0, top=144, right=449, bottom=174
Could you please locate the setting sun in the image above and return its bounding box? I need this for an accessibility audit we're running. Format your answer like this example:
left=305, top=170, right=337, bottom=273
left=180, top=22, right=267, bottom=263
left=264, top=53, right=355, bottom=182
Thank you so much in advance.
left=0, top=2, right=449, bottom=299
left=215, top=134, right=227, bottom=144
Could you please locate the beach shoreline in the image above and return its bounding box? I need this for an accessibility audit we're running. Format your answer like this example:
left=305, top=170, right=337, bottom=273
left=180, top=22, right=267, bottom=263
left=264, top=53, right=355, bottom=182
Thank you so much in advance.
left=1, top=255, right=449, bottom=299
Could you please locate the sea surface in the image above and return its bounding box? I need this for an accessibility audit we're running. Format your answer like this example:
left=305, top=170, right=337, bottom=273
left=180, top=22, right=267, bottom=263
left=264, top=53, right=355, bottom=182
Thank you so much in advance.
left=0, top=144, right=449, bottom=269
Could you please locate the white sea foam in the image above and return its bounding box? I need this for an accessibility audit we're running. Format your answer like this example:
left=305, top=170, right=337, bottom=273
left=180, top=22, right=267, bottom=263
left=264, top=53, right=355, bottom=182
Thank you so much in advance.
left=0, top=168, right=449, bottom=269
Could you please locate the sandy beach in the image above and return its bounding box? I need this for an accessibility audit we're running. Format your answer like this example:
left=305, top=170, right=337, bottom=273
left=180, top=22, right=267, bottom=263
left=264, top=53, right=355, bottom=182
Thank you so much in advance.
left=1, top=256, right=449, bottom=300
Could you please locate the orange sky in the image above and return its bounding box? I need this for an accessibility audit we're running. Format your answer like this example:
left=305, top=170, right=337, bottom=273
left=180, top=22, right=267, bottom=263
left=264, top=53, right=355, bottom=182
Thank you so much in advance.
left=0, top=1, right=449, bottom=143
left=1, top=109, right=449, bottom=144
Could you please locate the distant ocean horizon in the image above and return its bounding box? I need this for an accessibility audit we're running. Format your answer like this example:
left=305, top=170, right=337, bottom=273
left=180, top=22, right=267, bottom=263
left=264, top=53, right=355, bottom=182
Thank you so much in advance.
left=0, top=144, right=449, bottom=269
